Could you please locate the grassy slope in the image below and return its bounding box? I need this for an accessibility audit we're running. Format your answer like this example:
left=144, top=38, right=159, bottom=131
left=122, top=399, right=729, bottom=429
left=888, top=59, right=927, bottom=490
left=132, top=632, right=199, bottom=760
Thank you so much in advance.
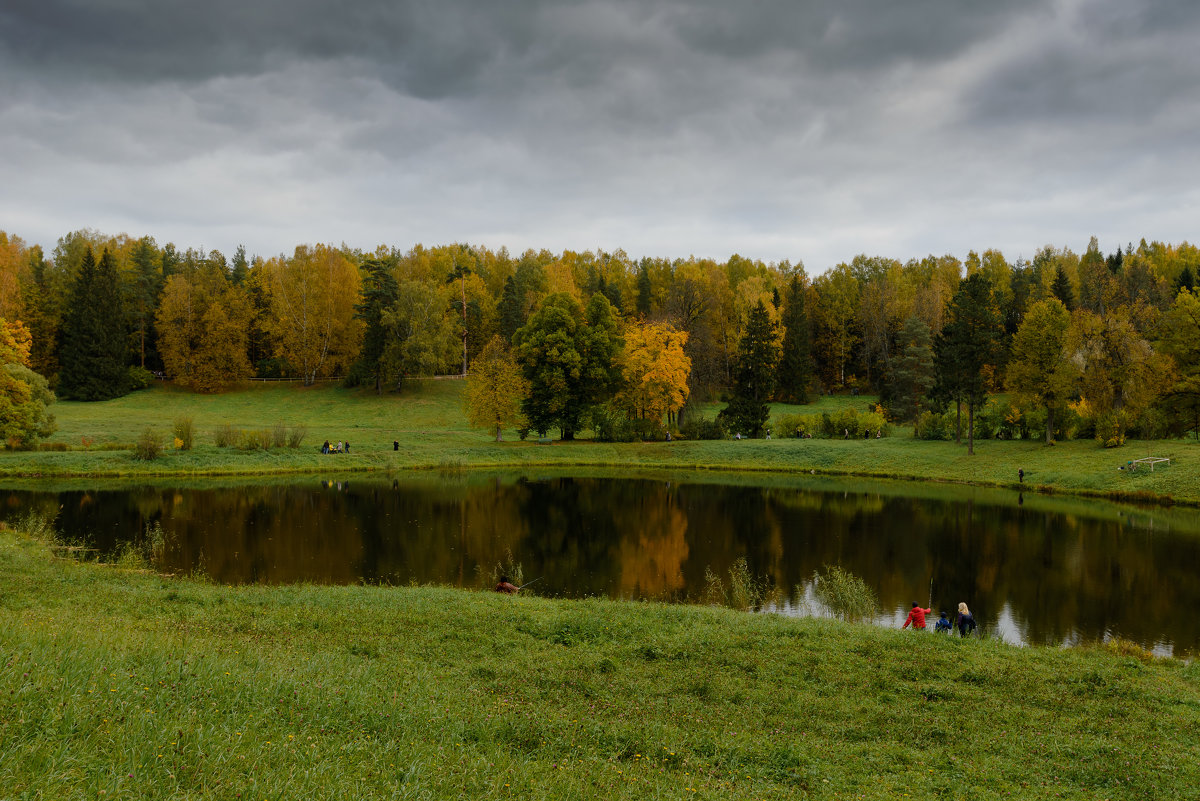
left=2, top=381, right=1196, bottom=504
left=3, top=531, right=1199, bottom=800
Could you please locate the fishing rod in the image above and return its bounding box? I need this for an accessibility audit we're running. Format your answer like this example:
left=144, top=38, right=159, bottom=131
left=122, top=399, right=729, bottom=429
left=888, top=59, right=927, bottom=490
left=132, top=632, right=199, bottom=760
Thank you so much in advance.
left=519, top=577, right=543, bottom=590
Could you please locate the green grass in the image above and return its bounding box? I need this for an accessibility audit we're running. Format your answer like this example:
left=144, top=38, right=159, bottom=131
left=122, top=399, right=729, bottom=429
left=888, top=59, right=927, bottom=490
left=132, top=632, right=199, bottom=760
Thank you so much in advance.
left=3, top=528, right=1200, bottom=800
left=2, top=380, right=1197, bottom=505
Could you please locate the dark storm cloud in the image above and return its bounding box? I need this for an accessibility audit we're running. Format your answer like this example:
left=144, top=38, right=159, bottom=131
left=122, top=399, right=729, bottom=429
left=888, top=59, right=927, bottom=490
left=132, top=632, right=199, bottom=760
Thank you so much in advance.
left=2, top=0, right=1198, bottom=267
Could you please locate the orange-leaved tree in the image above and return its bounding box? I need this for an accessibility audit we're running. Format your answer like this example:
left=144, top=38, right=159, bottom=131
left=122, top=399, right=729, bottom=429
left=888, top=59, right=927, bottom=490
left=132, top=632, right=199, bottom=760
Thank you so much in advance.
left=615, top=321, right=690, bottom=425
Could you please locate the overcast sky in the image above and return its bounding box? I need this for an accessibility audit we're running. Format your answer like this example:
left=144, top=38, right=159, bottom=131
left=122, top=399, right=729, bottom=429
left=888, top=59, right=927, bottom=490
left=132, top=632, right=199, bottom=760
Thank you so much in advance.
left=2, top=0, right=1198, bottom=272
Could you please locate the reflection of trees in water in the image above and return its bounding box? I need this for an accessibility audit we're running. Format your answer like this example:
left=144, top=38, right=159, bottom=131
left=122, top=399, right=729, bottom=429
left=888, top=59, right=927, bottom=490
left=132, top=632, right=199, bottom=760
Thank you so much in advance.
left=8, top=480, right=1200, bottom=653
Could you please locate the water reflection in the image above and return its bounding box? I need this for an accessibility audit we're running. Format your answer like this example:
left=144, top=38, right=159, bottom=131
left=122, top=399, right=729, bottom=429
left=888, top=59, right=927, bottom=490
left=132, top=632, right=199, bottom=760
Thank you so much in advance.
left=4, top=473, right=1200, bottom=656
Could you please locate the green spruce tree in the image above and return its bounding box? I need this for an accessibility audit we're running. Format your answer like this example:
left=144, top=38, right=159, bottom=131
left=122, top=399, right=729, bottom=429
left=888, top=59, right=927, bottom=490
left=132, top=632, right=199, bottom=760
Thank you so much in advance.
left=58, top=248, right=129, bottom=400
left=720, top=301, right=779, bottom=437
left=776, top=275, right=812, bottom=403
left=932, top=273, right=1000, bottom=454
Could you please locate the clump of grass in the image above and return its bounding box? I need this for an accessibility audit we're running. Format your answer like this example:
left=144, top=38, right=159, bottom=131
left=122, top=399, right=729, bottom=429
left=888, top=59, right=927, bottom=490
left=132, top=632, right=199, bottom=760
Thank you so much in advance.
left=213, top=424, right=237, bottom=448
left=172, top=416, right=195, bottom=450
left=810, top=564, right=877, bottom=622
left=702, top=558, right=773, bottom=611
left=238, top=429, right=272, bottom=451
left=272, top=421, right=288, bottom=448
left=1104, top=637, right=1158, bottom=662
left=12, top=509, right=59, bottom=543
left=479, top=548, right=524, bottom=590
left=286, top=424, right=307, bottom=448
left=132, top=428, right=163, bottom=461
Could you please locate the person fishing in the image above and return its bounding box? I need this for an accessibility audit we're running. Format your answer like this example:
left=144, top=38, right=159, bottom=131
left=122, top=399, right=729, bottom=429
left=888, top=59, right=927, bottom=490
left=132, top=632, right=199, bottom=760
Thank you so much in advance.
left=956, top=602, right=977, bottom=637
left=494, top=575, right=519, bottom=595
left=902, top=602, right=932, bottom=630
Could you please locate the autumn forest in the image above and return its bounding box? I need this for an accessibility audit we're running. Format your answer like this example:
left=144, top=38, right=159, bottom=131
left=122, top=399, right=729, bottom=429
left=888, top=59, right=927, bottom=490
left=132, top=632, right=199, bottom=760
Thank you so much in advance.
left=2, top=229, right=1200, bottom=449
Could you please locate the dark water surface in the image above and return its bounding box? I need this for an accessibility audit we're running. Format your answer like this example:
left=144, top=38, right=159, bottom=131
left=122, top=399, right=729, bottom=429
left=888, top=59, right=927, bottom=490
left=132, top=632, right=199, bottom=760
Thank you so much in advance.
left=5, top=471, right=1200, bottom=655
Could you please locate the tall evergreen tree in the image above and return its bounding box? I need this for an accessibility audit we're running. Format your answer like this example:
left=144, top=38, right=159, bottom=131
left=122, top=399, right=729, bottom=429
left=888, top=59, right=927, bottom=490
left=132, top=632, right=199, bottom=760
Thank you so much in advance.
left=1177, top=266, right=1196, bottom=295
left=719, top=301, right=778, bottom=437
left=349, top=257, right=400, bottom=393
left=1051, top=265, right=1075, bottom=311
left=636, top=261, right=652, bottom=317
left=230, top=245, right=250, bottom=286
left=126, top=235, right=162, bottom=369
left=497, top=275, right=523, bottom=343
left=888, top=316, right=936, bottom=423
left=58, top=248, right=129, bottom=400
left=17, top=246, right=57, bottom=378
left=932, top=273, right=999, bottom=454
left=776, top=275, right=812, bottom=403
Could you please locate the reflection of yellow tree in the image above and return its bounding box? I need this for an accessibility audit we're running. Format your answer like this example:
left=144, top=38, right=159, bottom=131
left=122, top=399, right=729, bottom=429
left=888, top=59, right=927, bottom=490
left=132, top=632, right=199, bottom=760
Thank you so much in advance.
left=613, top=489, right=689, bottom=599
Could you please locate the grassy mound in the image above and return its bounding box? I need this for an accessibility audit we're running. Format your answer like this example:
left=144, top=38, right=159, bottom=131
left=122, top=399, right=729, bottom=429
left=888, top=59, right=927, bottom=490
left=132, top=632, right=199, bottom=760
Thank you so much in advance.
left=3, top=529, right=1199, bottom=799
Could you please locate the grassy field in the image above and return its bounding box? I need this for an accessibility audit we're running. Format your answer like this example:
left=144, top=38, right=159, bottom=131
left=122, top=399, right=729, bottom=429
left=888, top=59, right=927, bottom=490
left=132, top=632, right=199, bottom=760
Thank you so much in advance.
left=3, top=528, right=1199, bottom=800
left=1, top=380, right=1197, bottom=504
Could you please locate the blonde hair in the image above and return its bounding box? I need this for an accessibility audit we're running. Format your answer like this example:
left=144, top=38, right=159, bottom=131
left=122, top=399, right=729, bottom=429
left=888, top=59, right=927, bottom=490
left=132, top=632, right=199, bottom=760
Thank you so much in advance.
left=958, top=602, right=971, bottom=615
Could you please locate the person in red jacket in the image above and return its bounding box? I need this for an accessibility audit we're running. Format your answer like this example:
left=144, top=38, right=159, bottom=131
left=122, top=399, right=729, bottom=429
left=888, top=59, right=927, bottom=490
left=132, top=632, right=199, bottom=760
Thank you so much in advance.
left=902, top=602, right=932, bottom=630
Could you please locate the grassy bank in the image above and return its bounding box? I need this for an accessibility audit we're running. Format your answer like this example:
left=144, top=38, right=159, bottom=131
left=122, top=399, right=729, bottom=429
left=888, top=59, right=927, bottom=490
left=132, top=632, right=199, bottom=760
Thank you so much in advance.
left=3, top=529, right=1199, bottom=800
left=2, top=381, right=1196, bottom=504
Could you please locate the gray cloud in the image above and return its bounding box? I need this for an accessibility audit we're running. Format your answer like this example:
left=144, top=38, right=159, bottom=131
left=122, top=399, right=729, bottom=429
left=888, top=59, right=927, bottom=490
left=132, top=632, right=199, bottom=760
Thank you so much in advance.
left=2, top=0, right=1198, bottom=269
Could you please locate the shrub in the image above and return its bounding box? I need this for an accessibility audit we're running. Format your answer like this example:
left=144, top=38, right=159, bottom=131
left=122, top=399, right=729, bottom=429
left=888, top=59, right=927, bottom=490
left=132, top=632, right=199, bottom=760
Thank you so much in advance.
left=37, top=442, right=70, bottom=451
left=126, top=366, right=155, bottom=391
left=213, top=424, right=237, bottom=448
left=172, top=416, right=195, bottom=450
left=915, top=411, right=953, bottom=440
left=133, top=428, right=163, bottom=461
left=679, top=416, right=727, bottom=440
left=811, top=565, right=877, bottom=622
left=773, top=413, right=822, bottom=438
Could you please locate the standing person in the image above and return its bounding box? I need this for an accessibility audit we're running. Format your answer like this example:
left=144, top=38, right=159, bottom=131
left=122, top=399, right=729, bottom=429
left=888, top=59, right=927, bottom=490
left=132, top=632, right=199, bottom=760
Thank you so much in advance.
left=336, top=441, right=343, bottom=453
left=956, top=602, right=977, bottom=637
left=902, top=602, right=932, bottom=630
left=345, top=441, right=350, bottom=453
left=934, top=612, right=952, bottom=634
left=322, top=440, right=330, bottom=454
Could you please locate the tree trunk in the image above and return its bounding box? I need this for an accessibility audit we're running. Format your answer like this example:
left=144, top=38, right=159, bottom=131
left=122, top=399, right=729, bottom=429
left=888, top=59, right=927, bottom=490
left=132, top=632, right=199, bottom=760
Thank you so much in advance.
left=495, top=425, right=502, bottom=443
left=955, top=400, right=962, bottom=444
left=1045, top=405, right=1054, bottom=444
left=967, top=402, right=975, bottom=456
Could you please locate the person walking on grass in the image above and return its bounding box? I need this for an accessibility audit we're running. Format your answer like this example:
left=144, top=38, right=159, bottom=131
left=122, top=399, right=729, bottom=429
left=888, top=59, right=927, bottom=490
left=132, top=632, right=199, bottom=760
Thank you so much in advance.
left=902, top=601, right=932, bottom=630
left=956, top=602, right=977, bottom=637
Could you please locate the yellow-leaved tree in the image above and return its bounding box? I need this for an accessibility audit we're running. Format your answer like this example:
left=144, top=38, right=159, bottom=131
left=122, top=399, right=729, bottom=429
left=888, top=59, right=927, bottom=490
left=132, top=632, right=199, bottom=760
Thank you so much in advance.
left=616, top=321, right=690, bottom=424
left=156, top=273, right=254, bottom=392
left=466, top=336, right=528, bottom=441
left=261, top=245, right=363, bottom=385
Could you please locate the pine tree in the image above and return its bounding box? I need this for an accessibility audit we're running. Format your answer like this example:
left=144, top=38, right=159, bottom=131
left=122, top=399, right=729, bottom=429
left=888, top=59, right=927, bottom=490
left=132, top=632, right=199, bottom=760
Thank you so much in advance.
left=1051, top=265, right=1075, bottom=311
left=719, top=301, right=779, bottom=437
left=932, top=273, right=999, bottom=454
left=349, top=257, right=400, bottom=393
left=636, top=261, right=652, bottom=317
left=498, top=275, right=523, bottom=343
left=1177, top=266, right=1196, bottom=294
left=230, top=245, right=250, bottom=286
left=127, top=236, right=161, bottom=369
left=776, top=275, right=812, bottom=403
left=888, top=316, right=935, bottom=423
left=58, top=248, right=129, bottom=400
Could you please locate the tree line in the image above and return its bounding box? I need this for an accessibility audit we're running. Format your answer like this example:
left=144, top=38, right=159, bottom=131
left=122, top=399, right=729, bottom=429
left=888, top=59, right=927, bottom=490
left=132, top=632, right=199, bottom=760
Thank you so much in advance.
left=2, top=228, right=1199, bottom=447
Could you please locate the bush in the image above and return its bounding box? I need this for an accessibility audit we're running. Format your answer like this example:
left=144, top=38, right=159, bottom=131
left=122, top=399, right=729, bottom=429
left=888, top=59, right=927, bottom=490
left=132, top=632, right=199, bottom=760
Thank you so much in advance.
left=36, top=442, right=70, bottom=451
left=811, top=565, right=877, bottom=622
left=915, top=411, right=953, bottom=440
left=213, top=424, right=237, bottom=448
left=679, top=416, right=727, bottom=440
left=773, top=413, right=822, bottom=438
left=126, top=366, right=155, bottom=391
left=172, top=417, right=195, bottom=450
left=133, top=428, right=163, bottom=461
left=272, top=421, right=288, bottom=449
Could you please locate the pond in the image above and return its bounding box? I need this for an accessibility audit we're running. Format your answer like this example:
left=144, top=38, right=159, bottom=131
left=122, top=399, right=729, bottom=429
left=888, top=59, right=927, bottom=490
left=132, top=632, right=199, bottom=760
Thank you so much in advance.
left=4, top=471, right=1200, bottom=656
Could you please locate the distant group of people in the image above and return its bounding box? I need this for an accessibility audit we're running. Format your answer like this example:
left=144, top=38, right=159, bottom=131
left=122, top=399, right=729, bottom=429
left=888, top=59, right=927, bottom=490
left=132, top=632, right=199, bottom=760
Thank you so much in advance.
left=321, top=440, right=350, bottom=454
left=903, top=601, right=977, bottom=637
